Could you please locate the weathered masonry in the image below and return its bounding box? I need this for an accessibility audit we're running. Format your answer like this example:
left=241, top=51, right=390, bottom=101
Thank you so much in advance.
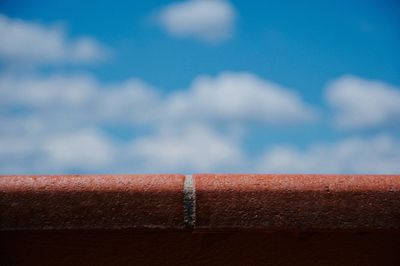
left=1, top=174, right=400, bottom=265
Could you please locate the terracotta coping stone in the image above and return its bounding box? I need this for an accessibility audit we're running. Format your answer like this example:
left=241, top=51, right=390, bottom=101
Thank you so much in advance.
left=0, top=175, right=185, bottom=230
left=194, top=174, right=400, bottom=231
left=1, top=174, right=400, bottom=231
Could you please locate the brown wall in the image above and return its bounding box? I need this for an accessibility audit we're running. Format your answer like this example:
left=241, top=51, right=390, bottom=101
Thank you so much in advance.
left=1, top=231, right=400, bottom=265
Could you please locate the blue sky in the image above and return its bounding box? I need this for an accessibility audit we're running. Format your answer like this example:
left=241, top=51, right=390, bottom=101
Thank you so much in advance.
left=0, top=0, right=400, bottom=174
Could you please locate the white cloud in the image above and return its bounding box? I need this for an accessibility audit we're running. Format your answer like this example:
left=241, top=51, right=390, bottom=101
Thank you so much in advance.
left=0, top=74, right=97, bottom=108
left=258, top=134, right=400, bottom=174
left=0, top=127, right=118, bottom=173
left=9, top=71, right=400, bottom=175
left=0, top=71, right=321, bottom=173
left=130, top=124, right=243, bottom=172
left=0, top=74, right=160, bottom=127
left=42, top=128, right=116, bottom=170
left=156, top=0, right=236, bottom=43
left=0, top=14, right=107, bottom=65
left=0, top=72, right=316, bottom=127
left=164, top=72, right=317, bottom=125
left=326, top=76, right=400, bottom=130
left=99, top=79, right=161, bottom=124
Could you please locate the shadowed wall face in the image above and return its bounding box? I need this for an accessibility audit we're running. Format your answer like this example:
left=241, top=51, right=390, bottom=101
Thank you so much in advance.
left=2, top=231, right=400, bottom=265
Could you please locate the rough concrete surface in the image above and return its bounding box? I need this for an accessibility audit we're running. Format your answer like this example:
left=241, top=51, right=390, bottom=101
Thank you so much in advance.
left=0, top=175, right=185, bottom=230
left=194, top=174, right=400, bottom=231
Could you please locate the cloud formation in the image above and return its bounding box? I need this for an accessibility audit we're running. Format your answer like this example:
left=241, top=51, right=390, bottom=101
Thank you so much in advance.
left=0, top=14, right=107, bottom=65
left=155, top=0, right=236, bottom=43
left=0, top=71, right=316, bottom=173
left=130, top=124, right=243, bottom=172
left=0, top=127, right=117, bottom=173
left=0, top=72, right=315, bottom=127
left=42, top=129, right=116, bottom=170
left=0, top=74, right=160, bottom=127
left=258, top=134, right=400, bottom=174
left=326, top=76, right=400, bottom=130
left=1, top=70, right=399, bottom=174
left=165, top=72, right=317, bottom=125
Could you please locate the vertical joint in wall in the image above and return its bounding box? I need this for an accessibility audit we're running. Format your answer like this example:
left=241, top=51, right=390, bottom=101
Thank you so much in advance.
left=183, top=174, right=196, bottom=229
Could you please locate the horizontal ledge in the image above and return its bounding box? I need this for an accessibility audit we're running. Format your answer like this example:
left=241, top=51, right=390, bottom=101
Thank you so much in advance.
left=1, top=174, right=400, bottom=231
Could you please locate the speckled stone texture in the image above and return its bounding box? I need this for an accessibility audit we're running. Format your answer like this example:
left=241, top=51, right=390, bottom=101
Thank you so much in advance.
left=0, top=175, right=185, bottom=230
left=1, top=174, right=400, bottom=231
left=194, top=174, right=400, bottom=231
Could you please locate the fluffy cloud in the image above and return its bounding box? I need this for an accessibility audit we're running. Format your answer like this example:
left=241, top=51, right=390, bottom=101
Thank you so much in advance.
left=99, top=79, right=161, bottom=124
left=0, top=127, right=118, bottom=173
left=155, top=0, right=236, bottom=43
left=0, top=14, right=107, bottom=65
left=2, top=70, right=399, bottom=174
left=0, top=72, right=315, bottom=127
left=326, top=76, right=400, bottom=130
left=0, top=74, right=97, bottom=108
left=0, top=74, right=160, bottom=127
left=130, top=124, right=243, bottom=172
left=41, top=129, right=116, bottom=170
left=0, top=71, right=316, bottom=173
left=165, top=72, right=317, bottom=125
left=258, top=134, right=400, bottom=174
